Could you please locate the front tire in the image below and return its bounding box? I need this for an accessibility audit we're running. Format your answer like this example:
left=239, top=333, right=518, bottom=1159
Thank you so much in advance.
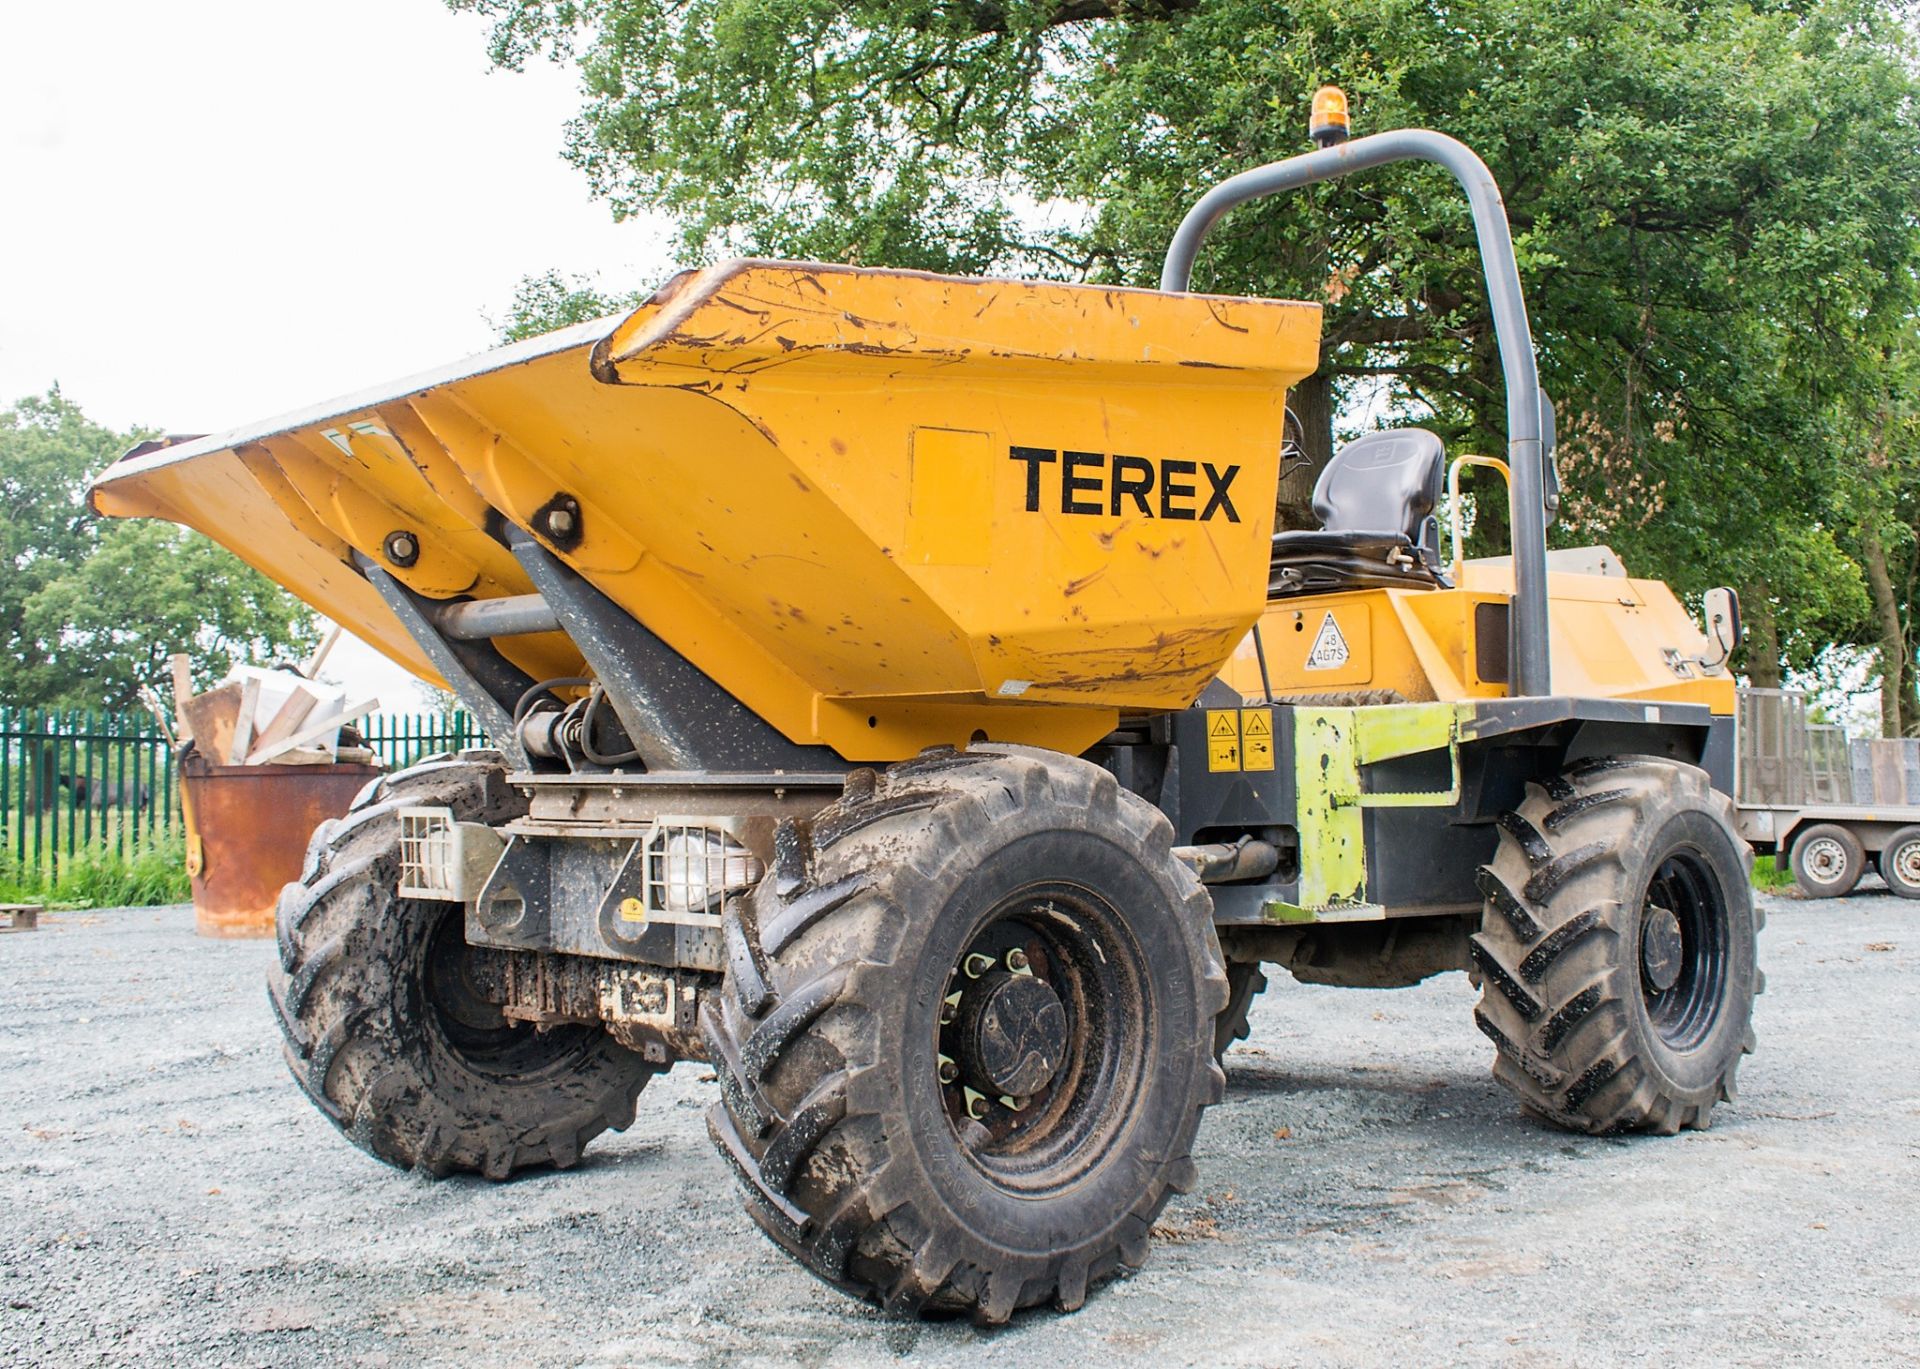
left=1472, top=758, right=1759, bottom=1135
left=704, top=745, right=1228, bottom=1322
left=267, top=756, right=657, bottom=1177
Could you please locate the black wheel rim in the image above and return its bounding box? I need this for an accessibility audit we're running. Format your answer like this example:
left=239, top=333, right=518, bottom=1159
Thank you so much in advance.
left=934, top=880, right=1148, bottom=1195
left=423, top=904, right=593, bottom=1073
left=1638, top=849, right=1731, bottom=1050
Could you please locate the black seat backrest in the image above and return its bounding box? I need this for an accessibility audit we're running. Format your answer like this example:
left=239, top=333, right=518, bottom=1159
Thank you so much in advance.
left=1312, top=428, right=1445, bottom=541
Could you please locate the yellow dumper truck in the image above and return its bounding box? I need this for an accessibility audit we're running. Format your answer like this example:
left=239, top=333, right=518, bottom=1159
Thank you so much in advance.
left=91, top=111, right=1757, bottom=1321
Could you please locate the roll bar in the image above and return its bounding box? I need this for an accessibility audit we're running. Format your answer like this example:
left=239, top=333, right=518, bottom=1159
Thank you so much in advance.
left=1447, top=454, right=1511, bottom=581
left=1161, top=129, right=1552, bottom=697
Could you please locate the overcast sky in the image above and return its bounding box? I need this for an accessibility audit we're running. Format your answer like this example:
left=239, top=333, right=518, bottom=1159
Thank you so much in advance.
left=1, top=0, right=677, bottom=709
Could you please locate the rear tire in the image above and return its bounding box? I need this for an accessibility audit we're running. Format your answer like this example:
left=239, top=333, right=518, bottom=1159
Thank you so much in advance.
left=1878, top=825, right=1920, bottom=899
left=267, top=755, right=657, bottom=1177
left=1790, top=822, right=1865, bottom=898
left=1472, top=758, right=1759, bottom=1135
left=703, top=745, right=1228, bottom=1322
left=1214, top=962, right=1269, bottom=1061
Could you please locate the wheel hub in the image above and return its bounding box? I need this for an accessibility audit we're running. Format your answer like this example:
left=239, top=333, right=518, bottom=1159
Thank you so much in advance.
left=1803, top=837, right=1846, bottom=882
left=957, top=970, right=1067, bottom=1098
left=933, top=887, right=1146, bottom=1188
left=1641, top=904, right=1685, bottom=992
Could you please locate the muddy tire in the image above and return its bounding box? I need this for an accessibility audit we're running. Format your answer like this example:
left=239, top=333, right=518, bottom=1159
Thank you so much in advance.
left=1790, top=822, right=1865, bottom=898
left=267, top=755, right=656, bottom=1178
left=704, top=745, right=1228, bottom=1322
left=1214, top=962, right=1269, bottom=1061
left=1472, top=757, right=1759, bottom=1135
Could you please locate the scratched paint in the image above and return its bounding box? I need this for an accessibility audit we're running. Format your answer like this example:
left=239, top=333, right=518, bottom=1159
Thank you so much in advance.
left=1280, top=701, right=1472, bottom=919
left=91, top=260, right=1324, bottom=762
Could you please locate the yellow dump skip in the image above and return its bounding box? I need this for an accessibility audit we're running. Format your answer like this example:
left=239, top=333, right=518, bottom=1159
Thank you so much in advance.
left=91, top=260, right=1322, bottom=761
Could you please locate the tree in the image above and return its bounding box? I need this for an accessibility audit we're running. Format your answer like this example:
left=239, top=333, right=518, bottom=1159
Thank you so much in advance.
left=0, top=390, right=319, bottom=711
left=1, top=389, right=110, bottom=702
left=453, top=0, right=1920, bottom=683
left=1833, top=329, right=1920, bottom=733
left=494, top=268, right=639, bottom=342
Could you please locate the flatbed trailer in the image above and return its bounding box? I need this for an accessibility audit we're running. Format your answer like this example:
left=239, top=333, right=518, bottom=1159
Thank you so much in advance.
left=1734, top=688, right=1920, bottom=898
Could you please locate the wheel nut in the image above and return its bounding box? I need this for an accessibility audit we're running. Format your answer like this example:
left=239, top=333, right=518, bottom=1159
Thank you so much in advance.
left=964, top=953, right=994, bottom=979
left=938, top=1056, right=959, bottom=1084
left=939, top=993, right=960, bottom=1026
left=965, top=1088, right=989, bottom=1119
left=1006, top=948, right=1030, bottom=974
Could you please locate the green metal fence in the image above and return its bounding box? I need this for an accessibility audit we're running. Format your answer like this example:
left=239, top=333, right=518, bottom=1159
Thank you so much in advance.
left=0, top=707, right=180, bottom=875
left=0, top=706, right=486, bottom=877
left=360, top=711, right=485, bottom=770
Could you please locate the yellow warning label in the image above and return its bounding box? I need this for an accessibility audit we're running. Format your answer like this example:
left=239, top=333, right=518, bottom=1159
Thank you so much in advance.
left=619, top=896, right=648, bottom=924
left=1206, top=709, right=1241, bottom=772
left=1241, top=708, right=1275, bottom=771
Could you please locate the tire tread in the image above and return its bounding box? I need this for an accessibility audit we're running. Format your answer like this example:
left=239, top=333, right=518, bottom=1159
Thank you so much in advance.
left=1474, top=758, right=1756, bottom=1135
left=266, top=758, right=654, bottom=1178
left=704, top=745, right=1227, bottom=1321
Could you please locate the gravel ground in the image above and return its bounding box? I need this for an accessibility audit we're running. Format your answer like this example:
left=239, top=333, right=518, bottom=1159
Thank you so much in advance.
left=2, top=891, right=1917, bottom=1367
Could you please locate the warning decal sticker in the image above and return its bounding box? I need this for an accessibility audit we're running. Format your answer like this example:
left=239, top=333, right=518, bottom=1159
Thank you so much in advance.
left=1305, top=611, right=1350, bottom=670
left=1206, top=709, right=1241, bottom=772
left=1241, top=708, right=1274, bottom=771
left=1207, top=708, right=1275, bottom=773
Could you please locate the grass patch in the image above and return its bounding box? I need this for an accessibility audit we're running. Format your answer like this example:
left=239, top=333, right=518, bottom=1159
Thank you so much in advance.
left=1752, top=859, right=1796, bottom=891
left=0, top=836, right=189, bottom=908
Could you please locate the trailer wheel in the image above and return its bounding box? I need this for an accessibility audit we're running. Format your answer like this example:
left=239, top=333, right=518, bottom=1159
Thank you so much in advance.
left=704, top=745, right=1228, bottom=1322
left=1790, top=823, right=1865, bottom=898
left=267, top=756, right=657, bottom=1178
left=1214, top=962, right=1269, bottom=1062
left=1877, top=825, right=1920, bottom=899
left=1472, top=758, right=1759, bottom=1135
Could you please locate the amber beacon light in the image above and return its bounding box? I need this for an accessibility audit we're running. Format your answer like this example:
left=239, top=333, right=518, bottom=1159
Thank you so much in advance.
left=1309, top=84, right=1351, bottom=146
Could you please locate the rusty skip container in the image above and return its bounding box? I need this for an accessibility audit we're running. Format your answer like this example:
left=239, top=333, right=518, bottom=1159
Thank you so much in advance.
left=180, top=755, right=382, bottom=938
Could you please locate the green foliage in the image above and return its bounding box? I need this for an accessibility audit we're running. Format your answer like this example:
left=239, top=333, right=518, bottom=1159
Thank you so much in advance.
left=0, top=390, right=319, bottom=710
left=453, top=0, right=1920, bottom=685
left=1737, top=522, right=1871, bottom=677
left=0, top=835, right=190, bottom=909
left=24, top=521, right=318, bottom=710
left=1837, top=331, right=1920, bottom=728
left=497, top=268, right=639, bottom=342
left=2, top=390, right=120, bottom=699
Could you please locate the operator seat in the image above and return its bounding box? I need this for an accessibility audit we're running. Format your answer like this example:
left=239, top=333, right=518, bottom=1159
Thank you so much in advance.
left=1269, top=428, right=1447, bottom=597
